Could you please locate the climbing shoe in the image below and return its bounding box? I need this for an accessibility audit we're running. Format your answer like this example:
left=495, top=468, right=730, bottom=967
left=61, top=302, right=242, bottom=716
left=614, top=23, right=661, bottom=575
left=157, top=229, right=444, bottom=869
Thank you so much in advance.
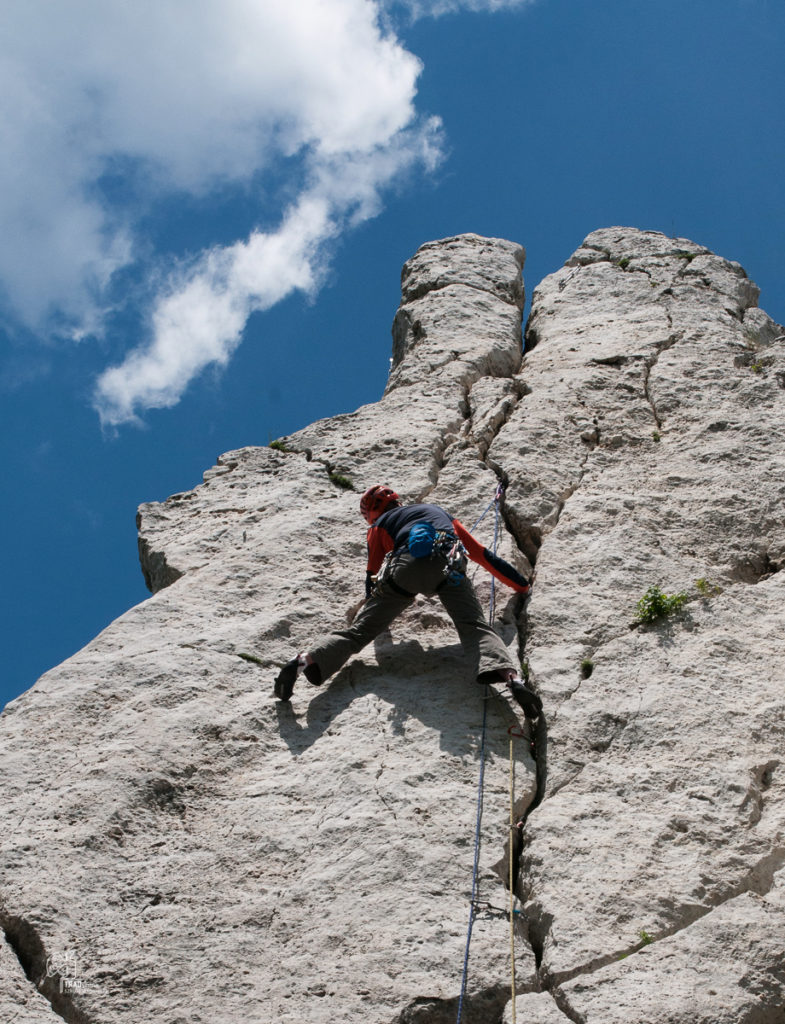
left=274, top=658, right=299, bottom=701
left=508, top=679, right=543, bottom=720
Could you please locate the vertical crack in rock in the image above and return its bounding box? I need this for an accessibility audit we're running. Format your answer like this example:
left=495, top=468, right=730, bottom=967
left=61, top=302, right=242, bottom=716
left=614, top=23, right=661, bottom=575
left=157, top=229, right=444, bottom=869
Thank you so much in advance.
left=412, top=334, right=554, bottom=1016
left=362, top=236, right=539, bottom=1020
left=641, top=328, right=680, bottom=430
left=414, top=403, right=468, bottom=503
left=471, top=379, right=531, bottom=462
left=453, top=373, right=558, bottom=993
left=740, top=760, right=780, bottom=827
left=1, top=910, right=91, bottom=1024
left=473, top=229, right=785, bottom=1013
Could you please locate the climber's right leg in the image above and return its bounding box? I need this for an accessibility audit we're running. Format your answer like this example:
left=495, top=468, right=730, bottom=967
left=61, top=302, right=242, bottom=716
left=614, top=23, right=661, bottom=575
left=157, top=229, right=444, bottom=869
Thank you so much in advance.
left=310, top=587, right=413, bottom=680
left=274, top=587, right=412, bottom=700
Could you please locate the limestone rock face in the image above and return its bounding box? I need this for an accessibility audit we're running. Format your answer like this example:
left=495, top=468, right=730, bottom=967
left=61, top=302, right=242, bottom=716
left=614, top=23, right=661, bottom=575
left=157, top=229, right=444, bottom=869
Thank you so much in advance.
left=494, top=227, right=785, bottom=1020
left=1, top=228, right=784, bottom=1024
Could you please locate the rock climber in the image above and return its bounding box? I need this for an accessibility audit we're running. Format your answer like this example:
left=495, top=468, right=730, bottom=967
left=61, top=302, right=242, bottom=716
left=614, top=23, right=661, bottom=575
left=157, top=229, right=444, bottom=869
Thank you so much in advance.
left=274, top=485, right=543, bottom=718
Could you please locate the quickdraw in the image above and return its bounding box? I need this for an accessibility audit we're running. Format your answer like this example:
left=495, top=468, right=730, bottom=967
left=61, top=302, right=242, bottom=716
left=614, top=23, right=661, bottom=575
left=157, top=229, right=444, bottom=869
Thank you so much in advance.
left=433, top=530, right=468, bottom=586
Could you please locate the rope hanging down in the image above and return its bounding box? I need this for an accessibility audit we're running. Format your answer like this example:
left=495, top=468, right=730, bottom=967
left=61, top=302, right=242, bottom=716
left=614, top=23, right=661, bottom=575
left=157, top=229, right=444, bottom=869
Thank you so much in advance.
left=456, top=482, right=508, bottom=1024
left=507, top=723, right=526, bottom=1024
left=455, top=679, right=489, bottom=1024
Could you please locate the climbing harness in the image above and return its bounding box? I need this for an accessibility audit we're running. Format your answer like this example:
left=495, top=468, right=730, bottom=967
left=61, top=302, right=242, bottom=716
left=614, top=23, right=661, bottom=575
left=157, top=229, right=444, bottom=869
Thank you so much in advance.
left=435, top=530, right=468, bottom=587
left=373, top=550, right=398, bottom=593
left=406, top=520, right=468, bottom=586
left=456, top=482, right=512, bottom=1024
left=372, top=532, right=467, bottom=597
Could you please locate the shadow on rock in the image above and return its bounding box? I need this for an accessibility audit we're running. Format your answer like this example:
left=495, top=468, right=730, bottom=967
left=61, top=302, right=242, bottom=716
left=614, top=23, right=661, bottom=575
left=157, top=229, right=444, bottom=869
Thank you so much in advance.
left=273, top=664, right=360, bottom=756
left=272, top=636, right=528, bottom=760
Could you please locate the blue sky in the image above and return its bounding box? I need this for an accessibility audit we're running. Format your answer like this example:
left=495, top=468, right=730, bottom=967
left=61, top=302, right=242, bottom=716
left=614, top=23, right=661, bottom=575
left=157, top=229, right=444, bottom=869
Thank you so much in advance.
left=2, top=0, right=783, bottom=709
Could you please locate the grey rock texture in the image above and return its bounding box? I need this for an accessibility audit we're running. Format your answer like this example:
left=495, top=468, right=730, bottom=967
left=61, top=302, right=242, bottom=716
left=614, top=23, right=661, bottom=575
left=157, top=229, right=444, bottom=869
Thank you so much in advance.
left=499, top=229, right=785, bottom=1018
left=1, top=933, right=60, bottom=1022
left=1, top=228, right=784, bottom=1023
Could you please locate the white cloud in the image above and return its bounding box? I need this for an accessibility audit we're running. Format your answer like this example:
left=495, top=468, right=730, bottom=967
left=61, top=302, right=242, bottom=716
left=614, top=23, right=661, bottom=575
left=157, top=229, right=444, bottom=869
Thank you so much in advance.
left=95, top=119, right=442, bottom=424
left=388, top=0, right=535, bottom=18
left=95, top=194, right=335, bottom=424
left=0, top=0, right=515, bottom=424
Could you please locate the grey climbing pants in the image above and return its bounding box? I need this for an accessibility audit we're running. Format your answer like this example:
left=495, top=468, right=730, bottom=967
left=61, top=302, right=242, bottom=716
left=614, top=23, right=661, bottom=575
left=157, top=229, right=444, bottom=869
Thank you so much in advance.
left=309, top=550, right=516, bottom=683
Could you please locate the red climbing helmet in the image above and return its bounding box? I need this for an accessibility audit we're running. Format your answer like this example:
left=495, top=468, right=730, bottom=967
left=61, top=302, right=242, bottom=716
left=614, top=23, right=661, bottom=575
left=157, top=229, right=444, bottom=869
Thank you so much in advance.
left=360, top=485, right=400, bottom=524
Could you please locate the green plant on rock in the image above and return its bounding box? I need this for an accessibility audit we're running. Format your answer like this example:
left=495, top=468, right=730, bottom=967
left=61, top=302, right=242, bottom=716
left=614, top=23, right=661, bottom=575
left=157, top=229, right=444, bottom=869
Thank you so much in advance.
left=580, top=658, right=594, bottom=679
left=619, top=928, right=655, bottom=961
left=652, top=430, right=661, bottom=442
left=329, top=471, right=355, bottom=490
left=269, top=439, right=291, bottom=453
left=695, top=577, right=723, bottom=598
left=635, top=585, right=688, bottom=624
left=615, top=257, right=631, bottom=270
left=238, top=652, right=264, bottom=666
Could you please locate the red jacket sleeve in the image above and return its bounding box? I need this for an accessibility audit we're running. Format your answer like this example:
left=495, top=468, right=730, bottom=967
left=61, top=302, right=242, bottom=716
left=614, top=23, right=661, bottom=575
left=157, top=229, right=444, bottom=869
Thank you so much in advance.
left=452, top=519, right=530, bottom=594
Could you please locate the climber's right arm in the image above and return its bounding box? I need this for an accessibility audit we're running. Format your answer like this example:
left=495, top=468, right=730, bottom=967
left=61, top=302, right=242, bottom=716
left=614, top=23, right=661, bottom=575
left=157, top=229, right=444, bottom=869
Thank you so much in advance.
left=452, top=519, right=531, bottom=594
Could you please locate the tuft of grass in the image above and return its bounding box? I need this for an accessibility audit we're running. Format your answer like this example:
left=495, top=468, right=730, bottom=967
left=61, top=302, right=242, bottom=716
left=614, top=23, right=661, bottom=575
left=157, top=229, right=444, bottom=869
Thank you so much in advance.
left=695, top=577, right=723, bottom=598
left=329, top=472, right=354, bottom=490
left=620, top=928, right=655, bottom=960
left=676, top=251, right=696, bottom=263
left=652, top=430, right=661, bottom=442
left=238, top=652, right=264, bottom=666
left=520, top=659, right=531, bottom=683
left=580, top=658, right=594, bottom=679
left=615, top=257, right=631, bottom=270
left=269, top=439, right=291, bottom=453
left=635, top=585, right=688, bottom=625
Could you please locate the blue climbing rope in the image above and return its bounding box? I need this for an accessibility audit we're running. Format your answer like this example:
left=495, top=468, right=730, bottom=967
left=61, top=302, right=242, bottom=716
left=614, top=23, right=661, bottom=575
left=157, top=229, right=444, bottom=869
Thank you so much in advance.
left=456, top=482, right=504, bottom=1024
left=469, top=499, right=495, bottom=533
left=469, top=482, right=504, bottom=534
left=456, top=690, right=489, bottom=1022
left=489, top=484, right=502, bottom=623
